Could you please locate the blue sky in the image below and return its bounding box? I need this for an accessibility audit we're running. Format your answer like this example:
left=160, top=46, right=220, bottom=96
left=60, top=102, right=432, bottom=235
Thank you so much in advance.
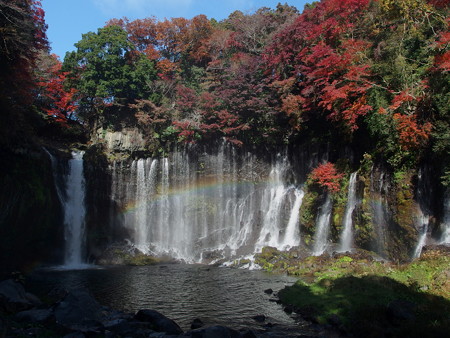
left=42, top=0, right=310, bottom=59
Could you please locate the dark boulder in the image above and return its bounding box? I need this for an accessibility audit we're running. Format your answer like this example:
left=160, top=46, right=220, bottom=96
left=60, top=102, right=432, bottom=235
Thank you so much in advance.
left=283, top=305, right=294, bottom=314
left=105, top=319, right=156, bottom=337
left=15, top=308, right=54, bottom=324
left=251, top=314, right=266, bottom=322
left=0, top=279, right=35, bottom=313
left=54, top=288, right=104, bottom=332
left=263, top=288, right=273, bottom=295
left=47, top=286, right=69, bottom=304
left=62, top=332, right=86, bottom=338
left=185, top=325, right=240, bottom=338
left=238, top=329, right=258, bottom=338
left=135, top=309, right=183, bottom=335
left=191, top=318, right=204, bottom=329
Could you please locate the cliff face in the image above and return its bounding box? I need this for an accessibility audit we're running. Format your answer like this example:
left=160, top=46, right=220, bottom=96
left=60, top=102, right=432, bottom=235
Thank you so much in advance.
left=0, top=132, right=447, bottom=271
left=79, top=137, right=448, bottom=263
left=93, top=127, right=147, bottom=156
left=0, top=148, right=64, bottom=274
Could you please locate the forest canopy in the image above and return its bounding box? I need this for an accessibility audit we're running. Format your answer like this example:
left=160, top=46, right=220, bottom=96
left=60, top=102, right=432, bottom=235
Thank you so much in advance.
left=1, top=0, right=449, bottom=182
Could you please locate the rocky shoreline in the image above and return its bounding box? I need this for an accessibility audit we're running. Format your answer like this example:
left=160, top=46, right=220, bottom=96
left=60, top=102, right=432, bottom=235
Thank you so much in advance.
left=2, top=245, right=447, bottom=337
left=0, top=277, right=343, bottom=338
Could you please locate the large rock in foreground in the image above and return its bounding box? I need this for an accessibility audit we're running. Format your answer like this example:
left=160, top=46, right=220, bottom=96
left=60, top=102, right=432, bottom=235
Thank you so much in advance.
left=135, top=309, right=184, bottom=335
left=54, top=288, right=103, bottom=332
left=0, top=279, right=38, bottom=313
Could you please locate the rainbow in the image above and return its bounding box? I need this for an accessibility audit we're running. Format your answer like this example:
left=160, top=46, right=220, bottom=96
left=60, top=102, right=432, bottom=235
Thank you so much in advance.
left=118, top=176, right=277, bottom=215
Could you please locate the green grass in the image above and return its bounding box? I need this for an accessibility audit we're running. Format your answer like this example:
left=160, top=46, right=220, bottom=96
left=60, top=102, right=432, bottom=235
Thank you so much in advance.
left=275, top=249, right=450, bottom=337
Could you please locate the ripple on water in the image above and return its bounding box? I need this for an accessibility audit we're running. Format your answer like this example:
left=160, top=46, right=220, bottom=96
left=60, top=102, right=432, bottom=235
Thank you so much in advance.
left=29, top=264, right=299, bottom=331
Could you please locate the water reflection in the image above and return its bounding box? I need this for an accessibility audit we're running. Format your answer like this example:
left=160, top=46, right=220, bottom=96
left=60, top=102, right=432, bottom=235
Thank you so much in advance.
left=29, top=264, right=297, bottom=330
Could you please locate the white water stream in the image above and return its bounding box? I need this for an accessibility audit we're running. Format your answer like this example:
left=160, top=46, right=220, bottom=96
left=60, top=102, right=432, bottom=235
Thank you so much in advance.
left=338, top=172, right=358, bottom=252
left=62, top=151, right=87, bottom=268
left=440, top=192, right=450, bottom=244
left=312, top=194, right=333, bottom=256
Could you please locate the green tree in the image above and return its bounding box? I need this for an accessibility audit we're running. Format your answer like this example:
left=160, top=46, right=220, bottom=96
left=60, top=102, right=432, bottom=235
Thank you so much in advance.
left=63, top=25, right=158, bottom=127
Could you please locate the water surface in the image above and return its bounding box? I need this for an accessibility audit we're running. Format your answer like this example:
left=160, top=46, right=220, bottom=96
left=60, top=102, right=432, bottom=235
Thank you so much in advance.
left=29, top=264, right=299, bottom=331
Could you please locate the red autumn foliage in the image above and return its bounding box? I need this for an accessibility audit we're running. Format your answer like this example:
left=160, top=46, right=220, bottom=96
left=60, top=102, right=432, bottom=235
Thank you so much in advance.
left=392, top=113, right=432, bottom=151
left=426, top=0, right=450, bottom=9
left=263, top=0, right=373, bottom=131
left=172, top=120, right=199, bottom=143
left=434, top=27, right=450, bottom=71
left=31, top=1, right=48, bottom=51
left=176, top=85, right=197, bottom=113
left=385, top=87, right=432, bottom=151
left=309, top=162, right=344, bottom=193
left=37, top=56, right=77, bottom=125
left=389, top=90, right=416, bottom=111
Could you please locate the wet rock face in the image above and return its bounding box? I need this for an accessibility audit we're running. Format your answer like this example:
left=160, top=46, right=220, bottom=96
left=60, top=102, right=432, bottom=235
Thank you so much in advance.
left=0, top=149, right=64, bottom=273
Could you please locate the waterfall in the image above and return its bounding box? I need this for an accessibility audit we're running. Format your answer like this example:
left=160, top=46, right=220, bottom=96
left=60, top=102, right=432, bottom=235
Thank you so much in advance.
left=255, top=155, right=292, bottom=250
left=281, top=188, right=304, bottom=249
left=413, top=214, right=429, bottom=258
left=312, top=194, right=333, bottom=256
left=158, top=158, right=170, bottom=251
left=134, top=158, right=158, bottom=252
left=43, top=148, right=65, bottom=203
left=413, top=168, right=431, bottom=258
left=62, top=151, right=87, bottom=267
left=338, top=172, right=358, bottom=253
left=441, top=192, right=450, bottom=244
left=110, top=144, right=305, bottom=262
left=370, top=170, right=388, bottom=256
left=45, top=149, right=88, bottom=268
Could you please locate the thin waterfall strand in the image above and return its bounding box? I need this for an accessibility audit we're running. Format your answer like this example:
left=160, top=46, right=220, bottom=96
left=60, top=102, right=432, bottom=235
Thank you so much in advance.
left=440, top=191, right=450, bottom=244
left=282, top=188, right=304, bottom=249
left=338, top=172, right=358, bottom=252
left=413, top=214, right=429, bottom=258
left=312, top=194, right=333, bottom=256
